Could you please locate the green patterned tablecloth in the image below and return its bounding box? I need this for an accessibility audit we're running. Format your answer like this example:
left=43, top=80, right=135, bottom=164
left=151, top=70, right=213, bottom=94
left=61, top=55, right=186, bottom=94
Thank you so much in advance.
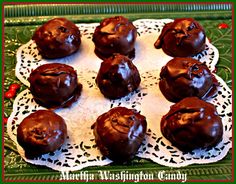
left=3, top=3, right=232, bottom=181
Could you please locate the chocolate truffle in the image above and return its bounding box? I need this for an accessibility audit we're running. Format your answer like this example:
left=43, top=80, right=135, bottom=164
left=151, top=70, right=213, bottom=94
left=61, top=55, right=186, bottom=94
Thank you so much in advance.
left=93, top=107, right=147, bottom=162
left=92, top=16, right=137, bottom=59
left=154, top=18, right=206, bottom=57
left=159, top=57, right=218, bottom=102
left=28, top=63, right=82, bottom=109
left=17, top=110, right=67, bottom=158
left=32, top=18, right=81, bottom=59
left=161, top=97, right=223, bottom=151
left=95, top=54, right=141, bottom=99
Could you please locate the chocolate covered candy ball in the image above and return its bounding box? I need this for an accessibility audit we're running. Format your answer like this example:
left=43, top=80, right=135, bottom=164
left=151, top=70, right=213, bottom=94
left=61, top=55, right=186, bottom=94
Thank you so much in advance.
left=154, top=18, right=206, bottom=57
left=17, top=110, right=67, bottom=158
left=93, top=107, right=147, bottom=162
left=159, top=57, right=218, bottom=102
left=161, top=97, right=223, bottom=151
left=32, top=18, right=81, bottom=59
left=28, top=63, right=82, bottom=109
left=95, top=54, right=141, bottom=99
left=92, top=16, right=137, bottom=59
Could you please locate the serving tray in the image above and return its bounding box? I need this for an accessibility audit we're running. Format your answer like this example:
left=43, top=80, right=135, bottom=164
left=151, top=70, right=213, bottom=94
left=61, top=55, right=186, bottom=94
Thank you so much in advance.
left=3, top=3, right=232, bottom=181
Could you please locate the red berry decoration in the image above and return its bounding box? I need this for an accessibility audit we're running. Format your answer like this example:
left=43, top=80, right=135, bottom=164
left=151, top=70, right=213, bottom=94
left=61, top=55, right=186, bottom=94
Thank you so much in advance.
left=9, top=83, right=21, bottom=91
left=218, top=23, right=229, bottom=29
left=4, top=83, right=21, bottom=99
left=4, top=91, right=15, bottom=98
left=4, top=117, right=8, bottom=124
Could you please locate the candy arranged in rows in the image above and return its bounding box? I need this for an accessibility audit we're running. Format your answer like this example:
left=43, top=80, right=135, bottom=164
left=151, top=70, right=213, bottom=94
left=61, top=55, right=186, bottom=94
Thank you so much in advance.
left=15, top=16, right=224, bottom=164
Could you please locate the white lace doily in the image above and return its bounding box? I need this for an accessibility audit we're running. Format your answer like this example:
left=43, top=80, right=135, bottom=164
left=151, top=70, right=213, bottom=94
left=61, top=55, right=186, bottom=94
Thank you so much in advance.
left=8, top=19, right=231, bottom=171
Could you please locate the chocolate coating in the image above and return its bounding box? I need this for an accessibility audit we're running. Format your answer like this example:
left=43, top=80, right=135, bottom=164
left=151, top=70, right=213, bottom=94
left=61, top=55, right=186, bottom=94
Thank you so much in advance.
left=159, top=57, right=218, bottom=102
left=95, top=54, right=141, bottom=99
left=93, top=107, right=147, bottom=162
left=161, top=97, right=223, bottom=151
left=32, top=18, right=81, bottom=59
left=28, top=63, right=82, bottom=109
left=17, top=110, right=67, bottom=158
left=92, top=16, right=137, bottom=60
left=154, top=18, right=206, bottom=57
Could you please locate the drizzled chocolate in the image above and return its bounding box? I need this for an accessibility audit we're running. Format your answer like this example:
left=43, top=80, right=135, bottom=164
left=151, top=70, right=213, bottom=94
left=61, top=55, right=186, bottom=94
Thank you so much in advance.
left=95, top=54, right=141, bottom=99
left=32, top=18, right=81, bottom=59
left=28, top=63, right=82, bottom=109
left=161, top=97, right=223, bottom=151
left=92, top=16, right=137, bottom=60
left=93, top=107, right=147, bottom=162
left=154, top=18, right=206, bottom=57
left=159, top=57, right=218, bottom=102
left=17, top=110, right=67, bottom=158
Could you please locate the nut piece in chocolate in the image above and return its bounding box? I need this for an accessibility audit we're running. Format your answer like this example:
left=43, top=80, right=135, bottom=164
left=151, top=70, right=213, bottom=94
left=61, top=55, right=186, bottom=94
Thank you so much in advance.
left=17, top=110, right=67, bottom=158
left=161, top=97, right=223, bottom=151
left=92, top=16, right=137, bottom=59
left=154, top=18, right=206, bottom=57
left=32, top=17, right=81, bottom=59
left=96, top=54, right=141, bottom=99
left=93, top=107, right=147, bottom=162
left=159, top=57, right=218, bottom=102
left=28, top=63, right=82, bottom=109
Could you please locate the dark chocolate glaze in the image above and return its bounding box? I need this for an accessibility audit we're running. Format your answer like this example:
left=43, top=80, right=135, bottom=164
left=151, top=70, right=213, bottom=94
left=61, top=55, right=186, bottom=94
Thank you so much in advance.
left=17, top=110, right=67, bottom=158
left=92, top=16, right=137, bottom=60
left=159, top=57, right=218, bottom=102
left=32, top=18, right=81, bottom=59
left=95, top=54, right=141, bottom=99
left=93, top=107, right=147, bottom=162
left=28, top=63, right=82, bottom=109
left=154, top=18, right=206, bottom=57
left=161, top=97, right=223, bottom=151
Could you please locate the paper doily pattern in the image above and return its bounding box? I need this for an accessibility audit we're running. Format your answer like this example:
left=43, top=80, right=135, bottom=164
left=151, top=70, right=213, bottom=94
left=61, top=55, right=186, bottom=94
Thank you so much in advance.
left=8, top=19, right=231, bottom=171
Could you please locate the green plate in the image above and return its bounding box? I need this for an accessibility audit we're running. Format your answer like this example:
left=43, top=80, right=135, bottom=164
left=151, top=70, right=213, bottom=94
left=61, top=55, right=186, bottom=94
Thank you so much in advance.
left=4, top=3, right=232, bottom=181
